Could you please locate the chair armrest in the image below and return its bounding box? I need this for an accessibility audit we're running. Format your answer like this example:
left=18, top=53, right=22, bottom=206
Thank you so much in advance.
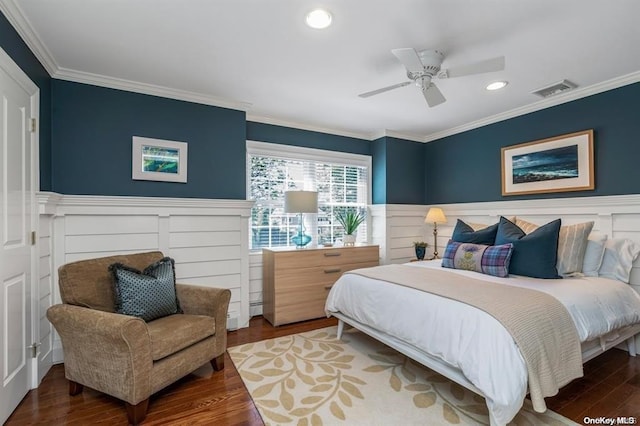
left=46, top=304, right=152, bottom=405
left=176, top=284, right=231, bottom=337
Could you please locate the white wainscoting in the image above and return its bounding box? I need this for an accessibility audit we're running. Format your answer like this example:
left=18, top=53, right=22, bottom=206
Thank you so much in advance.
left=37, top=193, right=254, bottom=363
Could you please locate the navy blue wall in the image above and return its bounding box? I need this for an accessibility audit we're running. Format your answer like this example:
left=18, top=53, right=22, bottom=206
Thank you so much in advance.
left=370, top=136, right=425, bottom=204
left=246, top=122, right=371, bottom=155
left=385, top=137, right=425, bottom=204
left=371, top=138, right=386, bottom=204
left=51, top=80, right=246, bottom=199
left=1, top=12, right=52, bottom=190
left=425, top=83, right=640, bottom=204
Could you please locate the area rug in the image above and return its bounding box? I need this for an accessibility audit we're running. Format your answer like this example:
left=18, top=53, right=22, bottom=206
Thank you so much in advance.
left=228, top=326, right=577, bottom=426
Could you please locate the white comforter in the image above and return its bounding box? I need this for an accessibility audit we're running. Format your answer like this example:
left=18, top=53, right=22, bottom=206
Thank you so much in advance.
left=324, top=260, right=640, bottom=425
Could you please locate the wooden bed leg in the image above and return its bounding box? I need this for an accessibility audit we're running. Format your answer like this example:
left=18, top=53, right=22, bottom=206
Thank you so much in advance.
left=627, top=337, right=637, bottom=357
left=337, top=320, right=344, bottom=339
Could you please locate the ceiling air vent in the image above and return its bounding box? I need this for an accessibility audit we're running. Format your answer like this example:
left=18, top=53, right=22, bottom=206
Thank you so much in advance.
left=531, top=79, right=578, bottom=98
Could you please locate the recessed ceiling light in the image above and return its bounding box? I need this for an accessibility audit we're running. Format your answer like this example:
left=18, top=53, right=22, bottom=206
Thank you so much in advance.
left=486, top=81, right=508, bottom=91
left=305, top=9, right=332, bottom=29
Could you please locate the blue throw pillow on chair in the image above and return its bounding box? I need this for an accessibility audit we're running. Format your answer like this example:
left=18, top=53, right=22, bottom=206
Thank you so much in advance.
left=109, top=257, right=182, bottom=321
left=495, top=216, right=561, bottom=279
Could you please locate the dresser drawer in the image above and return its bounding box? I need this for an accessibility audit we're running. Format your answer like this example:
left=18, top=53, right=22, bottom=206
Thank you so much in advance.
left=273, top=246, right=379, bottom=269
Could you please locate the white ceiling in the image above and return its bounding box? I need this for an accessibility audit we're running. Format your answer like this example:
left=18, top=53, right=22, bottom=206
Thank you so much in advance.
left=4, top=0, right=640, bottom=141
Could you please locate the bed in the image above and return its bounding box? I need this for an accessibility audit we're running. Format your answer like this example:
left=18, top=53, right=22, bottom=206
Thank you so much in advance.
left=325, top=259, right=640, bottom=425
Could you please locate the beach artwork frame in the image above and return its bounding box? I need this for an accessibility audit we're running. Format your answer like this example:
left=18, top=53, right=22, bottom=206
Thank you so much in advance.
left=501, top=130, right=594, bottom=196
left=132, top=136, right=188, bottom=183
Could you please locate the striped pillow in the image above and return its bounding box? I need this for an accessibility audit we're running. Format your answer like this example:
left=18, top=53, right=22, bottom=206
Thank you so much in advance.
left=442, top=240, right=514, bottom=278
left=516, top=219, right=594, bottom=277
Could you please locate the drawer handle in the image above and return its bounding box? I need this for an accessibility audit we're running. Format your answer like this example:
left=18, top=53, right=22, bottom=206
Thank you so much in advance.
left=324, top=252, right=342, bottom=257
left=324, top=285, right=333, bottom=290
left=324, top=268, right=342, bottom=274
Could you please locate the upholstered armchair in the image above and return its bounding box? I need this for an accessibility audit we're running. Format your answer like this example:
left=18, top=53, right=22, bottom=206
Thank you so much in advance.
left=47, top=251, right=231, bottom=425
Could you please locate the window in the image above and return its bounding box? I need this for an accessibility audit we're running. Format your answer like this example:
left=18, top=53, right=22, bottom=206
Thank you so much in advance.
left=247, top=141, right=371, bottom=249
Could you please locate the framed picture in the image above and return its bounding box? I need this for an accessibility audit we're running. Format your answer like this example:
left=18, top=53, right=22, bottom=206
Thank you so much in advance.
left=132, top=136, right=188, bottom=183
left=501, top=129, right=594, bottom=196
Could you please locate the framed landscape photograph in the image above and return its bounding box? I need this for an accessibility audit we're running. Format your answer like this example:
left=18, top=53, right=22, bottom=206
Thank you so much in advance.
left=501, top=129, right=594, bottom=196
left=132, top=136, right=188, bottom=183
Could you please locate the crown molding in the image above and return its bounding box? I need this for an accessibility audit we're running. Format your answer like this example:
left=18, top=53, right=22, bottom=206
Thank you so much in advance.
left=422, top=71, right=640, bottom=143
left=369, top=129, right=424, bottom=143
left=0, top=0, right=58, bottom=75
left=246, top=114, right=372, bottom=141
left=54, top=67, right=252, bottom=111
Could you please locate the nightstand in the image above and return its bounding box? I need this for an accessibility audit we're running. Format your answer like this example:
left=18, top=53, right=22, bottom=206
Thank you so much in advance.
left=262, top=245, right=379, bottom=326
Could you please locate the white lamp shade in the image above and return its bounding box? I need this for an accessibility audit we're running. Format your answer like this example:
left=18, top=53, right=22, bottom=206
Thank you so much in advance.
left=425, top=207, right=447, bottom=224
left=284, top=191, right=318, bottom=213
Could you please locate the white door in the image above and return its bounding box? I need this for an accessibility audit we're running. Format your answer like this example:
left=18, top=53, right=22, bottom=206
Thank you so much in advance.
left=0, top=48, right=37, bottom=424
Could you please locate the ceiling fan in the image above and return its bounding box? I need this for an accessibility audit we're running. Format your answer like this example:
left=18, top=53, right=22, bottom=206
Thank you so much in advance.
left=359, top=48, right=505, bottom=107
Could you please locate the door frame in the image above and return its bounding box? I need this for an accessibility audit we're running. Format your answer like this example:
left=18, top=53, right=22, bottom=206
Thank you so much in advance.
left=0, top=46, right=42, bottom=390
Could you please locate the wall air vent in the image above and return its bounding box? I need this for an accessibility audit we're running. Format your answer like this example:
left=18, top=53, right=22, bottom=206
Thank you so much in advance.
left=531, top=79, right=578, bottom=98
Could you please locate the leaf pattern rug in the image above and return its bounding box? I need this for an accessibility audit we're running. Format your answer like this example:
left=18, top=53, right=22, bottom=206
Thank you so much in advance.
left=228, top=326, right=578, bottom=426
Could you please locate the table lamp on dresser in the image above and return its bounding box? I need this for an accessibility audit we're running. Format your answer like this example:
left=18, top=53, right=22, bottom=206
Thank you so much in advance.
left=284, top=190, right=318, bottom=248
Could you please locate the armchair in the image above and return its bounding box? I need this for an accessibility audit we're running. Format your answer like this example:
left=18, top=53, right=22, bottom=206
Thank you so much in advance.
left=47, top=251, right=231, bottom=425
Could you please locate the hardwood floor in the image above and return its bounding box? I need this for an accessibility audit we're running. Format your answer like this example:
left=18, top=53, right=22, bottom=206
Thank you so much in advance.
left=6, top=316, right=640, bottom=425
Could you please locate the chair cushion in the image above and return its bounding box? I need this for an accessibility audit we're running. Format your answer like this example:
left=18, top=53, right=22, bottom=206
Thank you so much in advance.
left=147, top=314, right=217, bottom=361
left=109, top=257, right=182, bottom=321
left=58, top=251, right=165, bottom=312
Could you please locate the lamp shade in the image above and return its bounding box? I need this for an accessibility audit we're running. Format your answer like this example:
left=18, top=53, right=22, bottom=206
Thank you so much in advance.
left=425, top=207, right=447, bottom=224
left=284, top=191, right=318, bottom=213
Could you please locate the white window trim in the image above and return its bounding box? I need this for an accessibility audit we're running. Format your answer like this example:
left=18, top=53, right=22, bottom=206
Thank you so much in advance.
left=246, top=140, right=372, bottom=204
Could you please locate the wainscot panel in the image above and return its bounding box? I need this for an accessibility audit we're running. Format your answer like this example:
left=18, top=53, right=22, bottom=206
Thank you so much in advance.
left=37, top=193, right=253, bottom=363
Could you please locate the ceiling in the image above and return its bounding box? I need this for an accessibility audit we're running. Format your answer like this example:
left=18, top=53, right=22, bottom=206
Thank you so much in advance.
left=4, top=0, right=640, bottom=141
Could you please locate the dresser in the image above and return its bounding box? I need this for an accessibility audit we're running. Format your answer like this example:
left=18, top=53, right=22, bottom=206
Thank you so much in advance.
left=262, top=245, right=379, bottom=326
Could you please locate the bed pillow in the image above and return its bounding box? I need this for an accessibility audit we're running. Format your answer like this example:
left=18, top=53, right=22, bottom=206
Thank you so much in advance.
left=442, top=240, right=514, bottom=278
left=598, top=238, right=640, bottom=283
left=495, top=217, right=561, bottom=279
left=451, top=219, right=498, bottom=245
left=109, top=257, right=182, bottom=322
left=515, top=218, right=594, bottom=277
left=582, top=232, right=608, bottom=277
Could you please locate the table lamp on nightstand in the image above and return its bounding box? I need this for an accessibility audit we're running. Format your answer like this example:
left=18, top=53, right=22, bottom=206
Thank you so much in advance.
left=425, top=207, right=447, bottom=259
left=284, top=190, right=318, bottom=249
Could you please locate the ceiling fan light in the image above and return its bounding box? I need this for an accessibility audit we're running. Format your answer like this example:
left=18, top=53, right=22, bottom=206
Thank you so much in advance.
left=305, top=9, right=332, bottom=29
left=486, top=81, right=508, bottom=91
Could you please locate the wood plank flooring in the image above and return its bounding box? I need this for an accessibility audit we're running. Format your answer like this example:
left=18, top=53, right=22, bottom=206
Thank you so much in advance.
left=6, top=316, right=640, bottom=425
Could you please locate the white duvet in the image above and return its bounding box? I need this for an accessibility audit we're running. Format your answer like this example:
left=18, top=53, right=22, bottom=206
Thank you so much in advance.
left=324, top=260, right=640, bottom=425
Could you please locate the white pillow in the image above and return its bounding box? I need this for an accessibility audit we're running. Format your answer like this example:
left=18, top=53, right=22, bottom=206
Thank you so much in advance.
left=582, top=232, right=608, bottom=276
left=598, top=238, right=640, bottom=283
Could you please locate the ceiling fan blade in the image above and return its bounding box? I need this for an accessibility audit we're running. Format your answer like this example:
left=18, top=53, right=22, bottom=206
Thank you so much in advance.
left=422, top=83, right=446, bottom=107
left=358, top=81, right=411, bottom=98
left=443, top=56, right=505, bottom=78
left=391, top=48, right=424, bottom=73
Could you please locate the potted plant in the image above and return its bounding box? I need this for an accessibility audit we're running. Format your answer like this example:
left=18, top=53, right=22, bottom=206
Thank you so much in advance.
left=413, top=241, right=428, bottom=260
left=336, top=210, right=365, bottom=247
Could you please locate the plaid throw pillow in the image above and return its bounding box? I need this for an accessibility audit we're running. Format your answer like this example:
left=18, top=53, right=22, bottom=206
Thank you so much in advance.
left=442, top=240, right=514, bottom=278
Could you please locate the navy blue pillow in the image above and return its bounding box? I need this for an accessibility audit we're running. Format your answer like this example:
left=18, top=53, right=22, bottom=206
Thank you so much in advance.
left=495, top=217, right=561, bottom=279
left=451, top=219, right=498, bottom=245
left=109, top=257, right=183, bottom=321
